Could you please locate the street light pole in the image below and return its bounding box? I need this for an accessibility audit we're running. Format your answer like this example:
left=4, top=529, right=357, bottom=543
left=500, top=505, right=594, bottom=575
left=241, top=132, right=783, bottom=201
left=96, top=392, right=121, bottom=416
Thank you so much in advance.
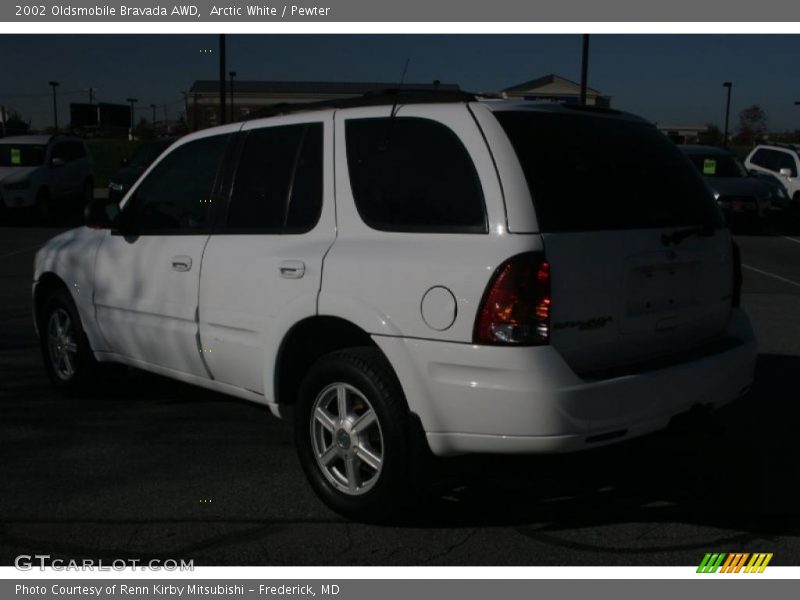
left=48, top=81, right=59, bottom=132
left=229, top=70, right=237, bottom=123
left=723, top=82, right=733, bottom=147
left=579, top=34, right=590, bottom=106
left=219, top=34, right=226, bottom=125
left=126, top=97, right=138, bottom=139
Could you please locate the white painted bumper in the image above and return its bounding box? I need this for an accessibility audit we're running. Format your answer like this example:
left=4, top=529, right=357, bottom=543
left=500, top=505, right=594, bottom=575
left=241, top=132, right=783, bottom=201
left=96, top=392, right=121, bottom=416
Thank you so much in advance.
left=374, top=309, right=757, bottom=456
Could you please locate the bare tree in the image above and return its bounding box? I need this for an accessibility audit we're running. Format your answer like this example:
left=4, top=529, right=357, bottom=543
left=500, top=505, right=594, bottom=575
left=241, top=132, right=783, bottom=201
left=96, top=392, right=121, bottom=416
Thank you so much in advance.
left=736, top=104, right=768, bottom=145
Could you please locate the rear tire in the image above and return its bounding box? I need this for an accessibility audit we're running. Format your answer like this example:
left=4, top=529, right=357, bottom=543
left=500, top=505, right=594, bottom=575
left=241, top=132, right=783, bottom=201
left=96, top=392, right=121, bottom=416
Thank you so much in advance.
left=38, top=288, right=100, bottom=396
left=294, top=347, right=426, bottom=522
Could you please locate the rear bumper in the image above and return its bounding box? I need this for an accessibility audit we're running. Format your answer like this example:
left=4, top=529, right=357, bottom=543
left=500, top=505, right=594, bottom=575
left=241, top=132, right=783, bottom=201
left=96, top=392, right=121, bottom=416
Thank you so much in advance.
left=374, top=309, right=756, bottom=456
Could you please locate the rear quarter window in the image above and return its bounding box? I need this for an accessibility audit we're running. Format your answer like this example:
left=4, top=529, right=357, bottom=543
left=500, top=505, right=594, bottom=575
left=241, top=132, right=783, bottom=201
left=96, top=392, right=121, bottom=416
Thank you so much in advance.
left=495, top=111, right=722, bottom=232
left=345, top=117, right=487, bottom=233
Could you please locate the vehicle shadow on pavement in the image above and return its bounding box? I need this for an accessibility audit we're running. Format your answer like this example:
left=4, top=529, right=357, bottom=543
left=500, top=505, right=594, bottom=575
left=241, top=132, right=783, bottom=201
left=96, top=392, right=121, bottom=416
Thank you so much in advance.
left=1, top=350, right=795, bottom=564
left=405, top=353, right=798, bottom=541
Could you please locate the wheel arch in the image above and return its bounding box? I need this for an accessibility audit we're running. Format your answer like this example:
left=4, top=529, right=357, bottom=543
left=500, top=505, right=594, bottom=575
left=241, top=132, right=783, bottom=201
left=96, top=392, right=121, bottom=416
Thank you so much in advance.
left=33, top=272, right=71, bottom=335
left=274, top=316, right=388, bottom=410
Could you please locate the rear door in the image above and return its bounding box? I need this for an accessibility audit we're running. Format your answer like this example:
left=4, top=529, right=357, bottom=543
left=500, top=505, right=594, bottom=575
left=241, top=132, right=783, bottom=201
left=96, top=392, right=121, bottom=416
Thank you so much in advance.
left=197, top=116, right=335, bottom=397
left=493, top=109, right=734, bottom=376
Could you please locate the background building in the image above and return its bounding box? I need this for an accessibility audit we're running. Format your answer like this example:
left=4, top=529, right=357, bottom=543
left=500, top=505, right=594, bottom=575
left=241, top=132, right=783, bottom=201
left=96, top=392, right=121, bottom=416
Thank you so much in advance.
left=656, top=124, right=710, bottom=145
left=500, top=74, right=611, bottom=107
left=69, top=102, right=131, bottom=137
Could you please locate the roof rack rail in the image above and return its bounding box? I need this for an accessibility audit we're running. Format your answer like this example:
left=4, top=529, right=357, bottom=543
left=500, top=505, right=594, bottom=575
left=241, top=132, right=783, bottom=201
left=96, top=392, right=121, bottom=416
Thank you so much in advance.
left=762, top=141, right=800, bottom=152
left=244, top=88, right=478, bottom=121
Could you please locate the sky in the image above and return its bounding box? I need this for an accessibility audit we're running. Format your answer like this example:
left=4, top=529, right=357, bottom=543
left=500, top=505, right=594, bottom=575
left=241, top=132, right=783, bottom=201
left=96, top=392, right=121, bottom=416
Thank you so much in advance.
left=1, top=34, right=799, bottom=131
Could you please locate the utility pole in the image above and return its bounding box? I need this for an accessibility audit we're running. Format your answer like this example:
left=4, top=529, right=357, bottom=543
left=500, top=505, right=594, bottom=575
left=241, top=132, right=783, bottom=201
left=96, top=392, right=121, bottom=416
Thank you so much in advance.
left=723, top=82, right=733, bottom=147
left=86, top=87, right=98, bottom=104
left=150, top=103, right=157, bottom=127
left=229, top=71, right=237, bottom=123
left=126, top=97, right=138, bottom=139
left=48, top=81, right=60, bottom=132
left=219, top=34, right=226, bottom=125
left=579, top=35, right=590, bottom=106
left=163, top=104, right=169, bottom=134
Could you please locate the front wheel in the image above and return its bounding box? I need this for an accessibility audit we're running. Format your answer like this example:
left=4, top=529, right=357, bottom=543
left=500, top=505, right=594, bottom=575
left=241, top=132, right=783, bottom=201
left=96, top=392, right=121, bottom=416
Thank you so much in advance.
left=39, top=288, right=99, bottom=395
left=294, top=347, right=424, bottom=521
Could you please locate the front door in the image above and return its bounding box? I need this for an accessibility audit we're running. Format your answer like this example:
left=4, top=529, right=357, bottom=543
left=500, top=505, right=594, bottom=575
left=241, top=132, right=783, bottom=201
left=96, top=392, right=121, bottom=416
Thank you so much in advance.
left=94, top=132, right=231, bottom=378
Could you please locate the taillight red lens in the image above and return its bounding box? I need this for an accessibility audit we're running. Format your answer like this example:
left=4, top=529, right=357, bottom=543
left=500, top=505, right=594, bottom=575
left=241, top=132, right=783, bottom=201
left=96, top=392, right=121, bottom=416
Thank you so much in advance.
left=474, top=252, right=551, bottom=345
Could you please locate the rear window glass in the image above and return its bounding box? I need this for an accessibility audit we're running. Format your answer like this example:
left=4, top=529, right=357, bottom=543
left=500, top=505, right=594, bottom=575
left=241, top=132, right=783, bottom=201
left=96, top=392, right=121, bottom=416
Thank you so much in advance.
left=345, top=117, right=486, bottom=233
left=686, top=153, right=747, bottom=178
left=495, top=111, right=722, bottom=232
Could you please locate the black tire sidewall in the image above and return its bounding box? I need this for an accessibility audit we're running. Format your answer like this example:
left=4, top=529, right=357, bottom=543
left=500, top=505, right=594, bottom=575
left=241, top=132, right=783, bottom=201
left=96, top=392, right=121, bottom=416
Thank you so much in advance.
left=294, top=349, right=412, bottom=520
left=39, top=288, right=95, bottom=395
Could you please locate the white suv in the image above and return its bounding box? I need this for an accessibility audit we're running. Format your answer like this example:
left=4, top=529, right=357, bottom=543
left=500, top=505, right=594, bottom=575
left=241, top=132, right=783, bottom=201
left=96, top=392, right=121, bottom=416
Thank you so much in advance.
left=32, top=93, right=757, bottom=519
left=745, top=143, right=800, bottom=212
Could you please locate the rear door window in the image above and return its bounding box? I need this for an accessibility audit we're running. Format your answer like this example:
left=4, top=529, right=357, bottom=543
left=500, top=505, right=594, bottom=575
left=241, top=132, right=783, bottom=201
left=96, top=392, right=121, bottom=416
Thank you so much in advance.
left=345, top=117, right=486, bottom=233
left=750, top=148, right=774, bottom=170
left=225, top=123, right=323, bottom=233
left=495, top=110, right=722, bottom=232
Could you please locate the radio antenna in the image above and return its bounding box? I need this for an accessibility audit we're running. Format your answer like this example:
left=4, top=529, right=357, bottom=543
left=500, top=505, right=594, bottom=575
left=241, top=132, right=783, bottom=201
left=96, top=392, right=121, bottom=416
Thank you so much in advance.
left=389, top=58, right=410, bottom=118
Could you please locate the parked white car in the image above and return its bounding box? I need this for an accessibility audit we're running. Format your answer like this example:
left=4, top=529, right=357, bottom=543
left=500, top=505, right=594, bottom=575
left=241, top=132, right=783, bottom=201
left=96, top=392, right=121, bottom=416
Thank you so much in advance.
left=744, top=143, right=800, bottom=213
left=0, top=135, right=94, bottom=220
left=33, top=93, right=757, bottom=519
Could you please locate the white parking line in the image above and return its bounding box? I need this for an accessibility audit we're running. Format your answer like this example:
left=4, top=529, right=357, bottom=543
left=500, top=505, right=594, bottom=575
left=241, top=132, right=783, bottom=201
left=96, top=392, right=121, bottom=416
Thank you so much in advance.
left=0, top=245, right=40, bottom=261
left=743, top=264, right=800, bottom=289
left=780, top=235, right=800, bottom=245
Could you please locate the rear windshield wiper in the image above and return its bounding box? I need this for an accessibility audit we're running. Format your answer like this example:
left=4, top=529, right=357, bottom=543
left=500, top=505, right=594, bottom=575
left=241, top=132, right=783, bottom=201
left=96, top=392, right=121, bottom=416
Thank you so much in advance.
left=661, top=225, right=715, bottom=246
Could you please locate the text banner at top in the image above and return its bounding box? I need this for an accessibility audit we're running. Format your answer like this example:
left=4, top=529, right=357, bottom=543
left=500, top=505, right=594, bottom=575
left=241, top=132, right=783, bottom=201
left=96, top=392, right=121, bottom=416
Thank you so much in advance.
left=4, top=0, right=800, bottom=22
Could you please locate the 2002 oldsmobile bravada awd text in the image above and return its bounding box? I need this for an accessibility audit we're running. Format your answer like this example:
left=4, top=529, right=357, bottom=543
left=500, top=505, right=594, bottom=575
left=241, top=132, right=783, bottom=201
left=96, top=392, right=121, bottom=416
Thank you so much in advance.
left=33, top=92, right=757, bottom=519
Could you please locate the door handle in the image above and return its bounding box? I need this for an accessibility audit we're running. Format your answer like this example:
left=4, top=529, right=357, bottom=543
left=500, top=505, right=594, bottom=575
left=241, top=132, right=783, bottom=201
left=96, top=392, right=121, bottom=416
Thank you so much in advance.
left=171, top=256, right=192, bottom=272
left=279, top=260, right=305, bottom=279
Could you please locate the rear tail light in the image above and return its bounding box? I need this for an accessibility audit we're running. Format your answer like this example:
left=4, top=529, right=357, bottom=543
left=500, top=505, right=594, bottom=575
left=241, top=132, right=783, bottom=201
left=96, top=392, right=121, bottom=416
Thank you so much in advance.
left=731, top=241, right=742, bottom=307
left=474, top=252, right=551, bottom=345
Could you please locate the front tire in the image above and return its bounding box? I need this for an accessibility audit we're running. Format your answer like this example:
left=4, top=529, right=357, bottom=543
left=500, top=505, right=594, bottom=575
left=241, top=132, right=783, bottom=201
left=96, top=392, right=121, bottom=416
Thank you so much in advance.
left=294, top=347, right=423, bottom=521
left=39, top=288, right=99, bottom=395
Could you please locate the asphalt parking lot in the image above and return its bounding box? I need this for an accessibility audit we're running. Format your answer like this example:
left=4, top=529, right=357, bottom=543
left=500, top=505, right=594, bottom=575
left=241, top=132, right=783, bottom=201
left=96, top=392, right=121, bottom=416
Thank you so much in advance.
left=1, top=217, right=799, bottom=566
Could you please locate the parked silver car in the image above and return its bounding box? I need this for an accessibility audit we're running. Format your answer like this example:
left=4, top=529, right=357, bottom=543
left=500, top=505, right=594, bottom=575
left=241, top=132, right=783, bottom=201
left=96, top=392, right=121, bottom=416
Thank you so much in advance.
left=0, top=135, right=94, bottom=221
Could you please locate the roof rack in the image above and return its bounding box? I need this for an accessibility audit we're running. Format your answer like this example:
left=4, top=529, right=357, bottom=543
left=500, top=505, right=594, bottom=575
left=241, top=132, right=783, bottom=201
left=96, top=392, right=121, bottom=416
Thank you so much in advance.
left=244, top=88, right=478, bottom=121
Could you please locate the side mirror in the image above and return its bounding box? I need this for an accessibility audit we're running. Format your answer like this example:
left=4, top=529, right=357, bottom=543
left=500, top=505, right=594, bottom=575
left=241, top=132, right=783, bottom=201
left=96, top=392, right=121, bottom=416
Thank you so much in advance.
left=50, top=157, right=65, bottom=167
left=779, top=168, right=793, bottom=177
left=84, top=198, right=121, bottom=229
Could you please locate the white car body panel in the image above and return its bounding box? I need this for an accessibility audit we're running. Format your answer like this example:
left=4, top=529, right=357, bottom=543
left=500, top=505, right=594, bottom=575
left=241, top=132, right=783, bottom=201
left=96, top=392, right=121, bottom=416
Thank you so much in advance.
left=33, top=227, right=107, bottom=350
left=94, top=232, right=211, bottom=378
left=32, top=99, right=758, bottom=458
